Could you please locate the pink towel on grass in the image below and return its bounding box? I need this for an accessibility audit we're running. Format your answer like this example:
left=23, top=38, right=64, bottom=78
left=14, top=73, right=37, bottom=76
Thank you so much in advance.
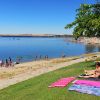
left=49, top=77, right=75, bottom=87
left=74, top=80, right=100, bottom=87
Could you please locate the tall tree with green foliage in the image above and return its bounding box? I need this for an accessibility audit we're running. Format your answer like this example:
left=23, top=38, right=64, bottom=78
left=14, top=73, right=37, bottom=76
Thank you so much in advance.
left=65, top=3, right=100, bottom=40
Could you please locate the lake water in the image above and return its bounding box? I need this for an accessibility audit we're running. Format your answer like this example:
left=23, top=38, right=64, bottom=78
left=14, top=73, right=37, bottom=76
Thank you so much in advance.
left=0, top=37, right=100, bottom=62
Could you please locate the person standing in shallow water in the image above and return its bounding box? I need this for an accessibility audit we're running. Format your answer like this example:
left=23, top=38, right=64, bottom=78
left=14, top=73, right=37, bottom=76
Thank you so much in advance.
left=5, top=59, right=9, bottom=67
left=1, top=60, right=4, bottom=67
left=45, top=55, right=48, bottom=60
left=0, top=60, right=2, bottom=67
left=9, top=57, right=11, bottom=61
left=9, top=57, right=12, bottom=66
left=62, top=54, right=66, bottom=58
left=39, top=55, right=42, bottom=60
left=46, top=55, right=48, bottom=60
left=35, top=56, right=38, bottom=61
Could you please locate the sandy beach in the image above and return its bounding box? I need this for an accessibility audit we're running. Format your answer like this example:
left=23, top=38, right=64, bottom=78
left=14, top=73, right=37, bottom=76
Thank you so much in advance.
left=0, top=52, right=100, bottom=90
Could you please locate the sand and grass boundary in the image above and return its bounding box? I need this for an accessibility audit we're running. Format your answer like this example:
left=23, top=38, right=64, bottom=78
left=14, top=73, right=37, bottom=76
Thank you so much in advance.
left=0, top=52, right=100, bottom=89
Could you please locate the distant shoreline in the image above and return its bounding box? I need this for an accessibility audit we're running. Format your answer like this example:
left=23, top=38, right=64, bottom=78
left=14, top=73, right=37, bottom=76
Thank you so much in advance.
left=0, top=34, right=73, bottom=38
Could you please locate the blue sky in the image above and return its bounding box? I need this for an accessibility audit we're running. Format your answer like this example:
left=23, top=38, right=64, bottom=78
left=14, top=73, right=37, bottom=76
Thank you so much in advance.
left=0, top=0, right=95, bottom=34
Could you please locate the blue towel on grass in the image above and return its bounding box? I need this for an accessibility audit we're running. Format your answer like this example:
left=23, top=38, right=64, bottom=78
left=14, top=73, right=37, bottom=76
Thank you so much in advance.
left=68, top=84, right=100, bottom=96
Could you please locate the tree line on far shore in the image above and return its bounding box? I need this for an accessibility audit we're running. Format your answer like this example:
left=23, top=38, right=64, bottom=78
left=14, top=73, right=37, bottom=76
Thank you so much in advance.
left=65, top=1, right=100, bottom=40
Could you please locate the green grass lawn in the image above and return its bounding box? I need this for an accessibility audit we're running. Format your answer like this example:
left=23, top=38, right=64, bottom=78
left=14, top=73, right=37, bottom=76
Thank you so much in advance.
left=0, top=61, right=100, bottom=100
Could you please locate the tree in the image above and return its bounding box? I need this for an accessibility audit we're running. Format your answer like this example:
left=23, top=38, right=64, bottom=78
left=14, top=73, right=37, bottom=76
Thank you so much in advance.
left=65, top=3, right=100, bottom=40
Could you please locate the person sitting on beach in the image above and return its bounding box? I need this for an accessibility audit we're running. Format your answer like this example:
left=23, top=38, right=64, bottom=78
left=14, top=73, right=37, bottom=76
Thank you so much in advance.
left=96, top=62, right=100, bottom=69
left=94, top=62, right=100, bottom=77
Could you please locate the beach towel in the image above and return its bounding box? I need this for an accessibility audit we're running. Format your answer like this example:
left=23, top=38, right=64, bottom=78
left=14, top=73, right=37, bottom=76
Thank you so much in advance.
left=68, top=84, right=100, bottom=96
left=48, top=77, right=75, bottom=87
left=74, top=80, right=100, bottom=87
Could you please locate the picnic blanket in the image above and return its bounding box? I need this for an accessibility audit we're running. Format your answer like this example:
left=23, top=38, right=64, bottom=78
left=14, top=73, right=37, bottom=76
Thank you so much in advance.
left=49, top=77, right=75, bottom=87
left=74, top=80, right=100, bottom=87
left=68, top=84, right=100, bottom=96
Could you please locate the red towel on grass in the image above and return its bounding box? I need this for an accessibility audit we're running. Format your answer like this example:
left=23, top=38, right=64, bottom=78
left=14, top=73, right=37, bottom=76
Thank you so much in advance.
left=49, top=77, right=75, bottom=87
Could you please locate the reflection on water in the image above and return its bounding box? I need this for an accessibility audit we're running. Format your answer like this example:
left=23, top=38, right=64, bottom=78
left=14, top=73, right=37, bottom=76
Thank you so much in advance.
left=85, top=44, right=100, bottom=54
left=98, top=46, right=100, bottom=52
left=0, top=37, right=100, bottom=62
left=85, top=44, right=96, bottom=53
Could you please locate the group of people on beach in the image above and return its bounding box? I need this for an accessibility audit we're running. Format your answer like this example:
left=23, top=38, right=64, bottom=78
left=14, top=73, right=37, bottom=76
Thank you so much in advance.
left=35, top=55, right=49, bottom=60
left=35, top=54, right=66, bottom=60
left=0, top=57, right=13, bottom=67
left=0, top=54, right=66, bottom=67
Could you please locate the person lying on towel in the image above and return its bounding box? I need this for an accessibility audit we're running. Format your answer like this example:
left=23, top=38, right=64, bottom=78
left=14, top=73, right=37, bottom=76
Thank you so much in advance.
left=79, top=62, right=100, bottom=78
